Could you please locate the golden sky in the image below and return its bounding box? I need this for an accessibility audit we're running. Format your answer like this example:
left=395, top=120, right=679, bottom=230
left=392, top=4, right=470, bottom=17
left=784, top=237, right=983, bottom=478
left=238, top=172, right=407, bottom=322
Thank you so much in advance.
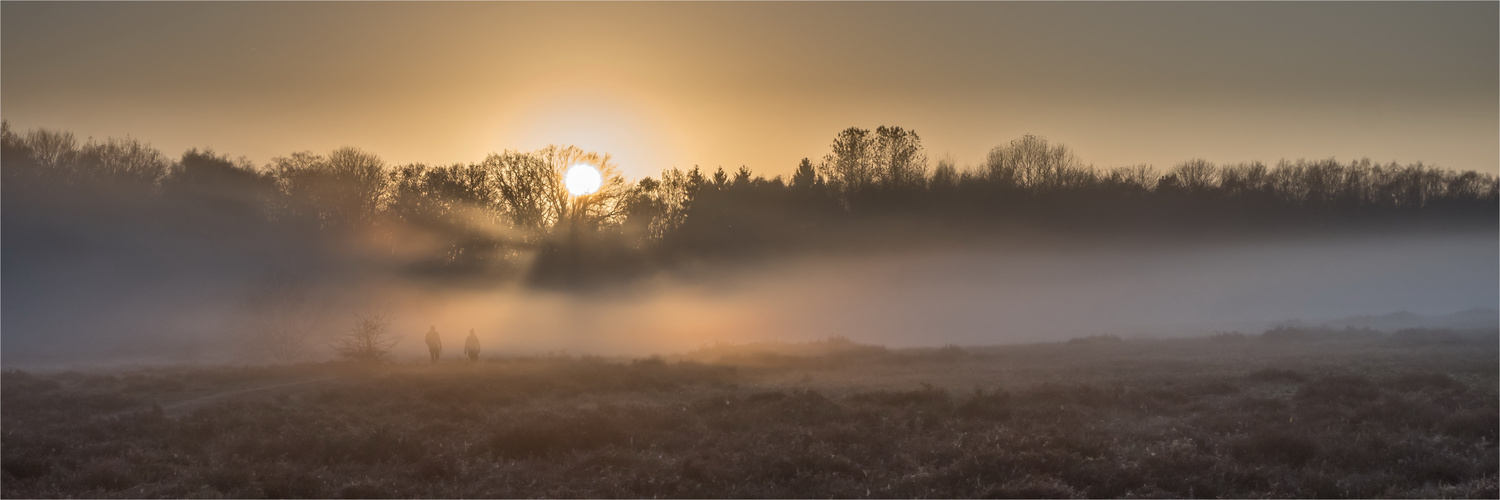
left=4, top=2, right=1496, bottom=179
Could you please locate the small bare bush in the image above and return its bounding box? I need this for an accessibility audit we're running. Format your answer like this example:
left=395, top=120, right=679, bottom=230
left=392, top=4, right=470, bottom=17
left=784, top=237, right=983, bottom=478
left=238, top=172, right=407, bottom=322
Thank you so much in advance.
left=1066, top=334, right=1122, bottom=345
left=332, top=314, right=399, bottom=363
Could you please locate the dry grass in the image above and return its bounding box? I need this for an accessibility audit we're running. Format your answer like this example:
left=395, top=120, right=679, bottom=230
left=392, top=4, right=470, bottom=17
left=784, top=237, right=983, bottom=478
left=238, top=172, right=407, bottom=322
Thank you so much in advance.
left=3, top=331, right=1496, bottom=498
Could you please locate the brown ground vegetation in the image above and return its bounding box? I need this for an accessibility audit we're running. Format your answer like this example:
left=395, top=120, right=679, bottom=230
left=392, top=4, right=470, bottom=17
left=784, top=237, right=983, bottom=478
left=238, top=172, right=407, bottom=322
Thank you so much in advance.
left=3, top=330, right=1496, bottom=498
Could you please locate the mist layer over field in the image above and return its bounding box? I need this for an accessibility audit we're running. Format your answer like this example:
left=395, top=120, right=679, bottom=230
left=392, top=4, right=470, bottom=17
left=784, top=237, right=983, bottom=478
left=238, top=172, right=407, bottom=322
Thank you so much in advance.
left=4, top=228, right=1494, bottom=368
left=227, top=230, right=1500, bottom=356
left=4, top=123, right=1496, bottom=367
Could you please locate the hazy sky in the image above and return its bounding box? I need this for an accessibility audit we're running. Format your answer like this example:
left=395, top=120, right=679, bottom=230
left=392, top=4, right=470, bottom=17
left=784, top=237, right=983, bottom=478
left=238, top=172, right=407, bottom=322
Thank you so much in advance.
left=4, top=2, right=1496, bottom=180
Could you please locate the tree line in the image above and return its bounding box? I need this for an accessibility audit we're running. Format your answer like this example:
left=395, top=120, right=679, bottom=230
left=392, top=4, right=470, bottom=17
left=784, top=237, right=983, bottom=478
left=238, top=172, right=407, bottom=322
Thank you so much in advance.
left=3, top=121, right=1495, bottom=287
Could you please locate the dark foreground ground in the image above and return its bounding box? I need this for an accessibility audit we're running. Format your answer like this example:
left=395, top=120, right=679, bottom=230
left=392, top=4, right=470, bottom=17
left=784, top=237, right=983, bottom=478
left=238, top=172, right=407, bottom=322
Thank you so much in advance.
left=3, top=330, right=1497, bottom=498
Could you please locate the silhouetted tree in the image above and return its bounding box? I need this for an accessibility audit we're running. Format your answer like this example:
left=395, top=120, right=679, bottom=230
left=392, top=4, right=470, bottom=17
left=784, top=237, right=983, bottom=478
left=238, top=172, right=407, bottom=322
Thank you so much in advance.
left=381, top=160, right=510, bottom=270
left=820, top=127, right=878, bottom=205
left=333, top=313, right=399, bottom=363
left=74, top=137, right=172, bottom=184
left=636, top=167, right=694, bottom=240
left=3, top=122, right=1495, bottom=295
left=267, top=147, right=387, bottom=229
left=22, top=127, right=77, bottom=171
left=727, top=166, right=745, bottom=186
left=386, top=163, right=442, bottom=223
left=930, top=155, right=959, bottom=190
left=711, top=166, right=729, bottom=190
left=621, top=176, right=665, bottom=243
left=873, top=125, right=927, bottom=189
left=1171, top=159, right=1218, bottom=192
left=791, top=158, right=820, bottom=190
left=1107, top=164, right=1157, bottom=192
left=486, top=151, right=562, bottom=236
left=540, top=145, right=630, bottom=231
left=160, top=149, right=278, bottom=239
left=984, top=134, right=1084, bottom=189
left=687, top=166, right=707, bottom=191
left=168, top=149, right=265, bottom=194
left=1219, top=161, right=1269, bottom=194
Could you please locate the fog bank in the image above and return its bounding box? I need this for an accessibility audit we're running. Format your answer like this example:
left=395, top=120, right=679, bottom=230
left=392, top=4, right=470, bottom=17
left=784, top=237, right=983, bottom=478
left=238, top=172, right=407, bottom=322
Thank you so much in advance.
left=4, top=228, right=1494, bottom=368
left=433, top=230, right=1497, bottom=357
left=20, top=231, right=1496, bottom=367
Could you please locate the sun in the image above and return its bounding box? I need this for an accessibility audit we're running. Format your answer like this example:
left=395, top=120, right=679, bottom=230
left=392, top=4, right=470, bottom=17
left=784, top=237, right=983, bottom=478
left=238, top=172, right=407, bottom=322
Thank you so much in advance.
left=564, top=164, right=602, bottom=196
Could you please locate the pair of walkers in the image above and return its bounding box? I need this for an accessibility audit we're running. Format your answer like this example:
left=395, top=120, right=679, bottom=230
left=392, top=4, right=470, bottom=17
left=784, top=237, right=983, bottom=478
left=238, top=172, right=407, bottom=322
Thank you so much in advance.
left=425, top=327, right=480, bottom=363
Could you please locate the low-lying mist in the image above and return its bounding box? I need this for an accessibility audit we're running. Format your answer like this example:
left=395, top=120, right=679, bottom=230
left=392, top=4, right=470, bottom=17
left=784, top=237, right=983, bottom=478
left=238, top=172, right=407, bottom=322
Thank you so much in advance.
left=393, top=230, right=1499, bottom=354
left=4, top=125, right=1496, bottom=368
left=5, top=227, right=1493, bottom=368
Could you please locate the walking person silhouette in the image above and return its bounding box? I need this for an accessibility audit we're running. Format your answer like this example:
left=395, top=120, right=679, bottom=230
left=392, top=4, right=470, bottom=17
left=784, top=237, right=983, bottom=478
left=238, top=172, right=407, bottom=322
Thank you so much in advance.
left=464, top=329, right=480, bottom=362
left=425, top=326, right=441, bottom=363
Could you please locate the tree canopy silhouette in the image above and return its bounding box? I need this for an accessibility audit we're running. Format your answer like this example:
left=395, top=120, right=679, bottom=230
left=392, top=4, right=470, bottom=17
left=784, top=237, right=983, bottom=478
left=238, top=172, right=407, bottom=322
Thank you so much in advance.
left=2, top=120, right=1494, bottom=290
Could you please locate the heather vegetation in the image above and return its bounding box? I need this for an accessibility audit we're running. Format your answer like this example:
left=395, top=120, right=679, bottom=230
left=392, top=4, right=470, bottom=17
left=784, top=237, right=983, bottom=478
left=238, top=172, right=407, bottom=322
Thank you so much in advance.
left=6, top=122, right=1494, bottom=497
left=3, top=329, right=1494, bottom=498
left=3, top=122, right=1494, bottom=289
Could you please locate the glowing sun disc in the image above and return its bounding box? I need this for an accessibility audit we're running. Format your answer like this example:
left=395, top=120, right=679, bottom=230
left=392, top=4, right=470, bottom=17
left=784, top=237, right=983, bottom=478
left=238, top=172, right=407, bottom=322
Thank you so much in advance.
left=565, top=164, right=602, bottom=196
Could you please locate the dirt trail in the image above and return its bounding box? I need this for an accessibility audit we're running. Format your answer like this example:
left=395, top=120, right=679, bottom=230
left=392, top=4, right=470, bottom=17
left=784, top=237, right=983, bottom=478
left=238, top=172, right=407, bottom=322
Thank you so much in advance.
left=103, top=376, right=340, bottom=419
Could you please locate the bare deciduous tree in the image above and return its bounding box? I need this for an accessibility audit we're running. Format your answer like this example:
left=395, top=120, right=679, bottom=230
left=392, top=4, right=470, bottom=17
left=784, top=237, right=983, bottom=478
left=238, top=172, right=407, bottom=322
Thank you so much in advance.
left=1109, top=164, right=1159, bottom=191
left=332, top=313, right=399, bottom=363
left=75, top=137, right=171, bottom=183
left=484, top=145, right=630, bottom=236
left=1219, top=161, right=1268, bottom=193
left=24, top=128, right=78, bottom=170
left=1171, top=159, right=1219, bottom=192
left=538, top=145, right=630, bottom=230
left=267, top=147, right=388, bottom=228
left=487, top=151, right=562, bottom=235
left=637, top=166, right=694, bottom=240
left=873, top=126, right=928, bottom=189
left=931, top=154, right=959, bottom=190
left=985, top=134, right=1086, bottom=189
left=819, top=127, right=878, bottom=204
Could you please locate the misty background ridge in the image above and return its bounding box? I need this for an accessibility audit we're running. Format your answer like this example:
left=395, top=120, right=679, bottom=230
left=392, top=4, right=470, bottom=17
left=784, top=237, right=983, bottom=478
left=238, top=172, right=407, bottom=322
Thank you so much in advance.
left=2, top=122, right=1495, bottom=366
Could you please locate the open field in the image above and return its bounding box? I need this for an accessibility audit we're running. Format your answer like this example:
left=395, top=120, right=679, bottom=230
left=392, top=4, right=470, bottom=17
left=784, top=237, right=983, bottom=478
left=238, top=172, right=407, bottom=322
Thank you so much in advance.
left=3, top=330, right=1496, bottom=498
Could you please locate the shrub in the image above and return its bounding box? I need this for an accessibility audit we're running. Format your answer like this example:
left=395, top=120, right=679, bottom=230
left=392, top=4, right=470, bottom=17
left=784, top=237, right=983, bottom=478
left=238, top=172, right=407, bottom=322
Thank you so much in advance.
left=930, top=344, right=967, bottom=360
left=332, top=313, right=399, bottom=363
left=1066, top=335, right=1122, bottom=345
left=1210, top=331, right=1248, bottom=341
left=1391, top=328, right=1465, bottom=345
left=1261, top=326, right=1382, bottom=342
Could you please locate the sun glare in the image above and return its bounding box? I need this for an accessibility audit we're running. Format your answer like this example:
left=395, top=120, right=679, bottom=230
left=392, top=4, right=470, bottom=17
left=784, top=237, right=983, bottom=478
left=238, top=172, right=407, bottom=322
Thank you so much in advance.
left=565, top=164, right=602, bottom=196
